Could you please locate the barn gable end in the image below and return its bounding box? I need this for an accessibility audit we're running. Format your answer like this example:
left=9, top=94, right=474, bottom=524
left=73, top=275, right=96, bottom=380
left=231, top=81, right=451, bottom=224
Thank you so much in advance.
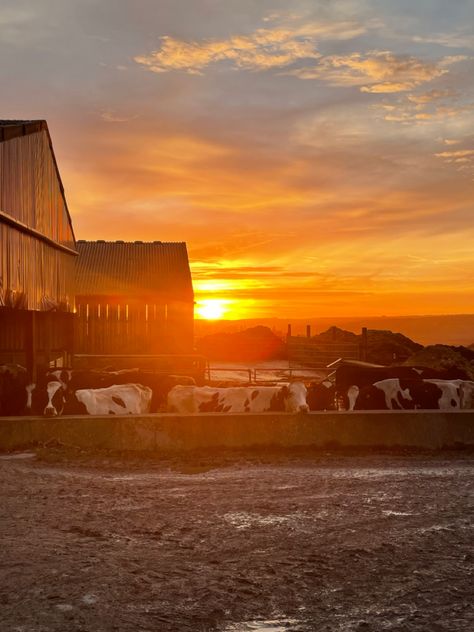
left=75, top=240, right=194, bottom=356
left=0, top=120, right=77, bottom=374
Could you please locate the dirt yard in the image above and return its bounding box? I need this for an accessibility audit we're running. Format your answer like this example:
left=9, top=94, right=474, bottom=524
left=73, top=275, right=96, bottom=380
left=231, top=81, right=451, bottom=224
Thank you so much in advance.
left=0, top=448, right=472, bottom=632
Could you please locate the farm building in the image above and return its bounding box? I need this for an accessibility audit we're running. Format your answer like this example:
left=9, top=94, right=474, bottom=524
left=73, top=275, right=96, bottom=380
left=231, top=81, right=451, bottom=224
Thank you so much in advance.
left=74, top=240, right=195, bottom=361
left=0, top=120, right=77, bottom=378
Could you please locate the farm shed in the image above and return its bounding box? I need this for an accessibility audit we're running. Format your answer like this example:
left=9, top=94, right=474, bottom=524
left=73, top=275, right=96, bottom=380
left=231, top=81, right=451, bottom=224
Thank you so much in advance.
left=0, top=120, right=77, bottom=378
left=74, top=240, right=195, bottom=358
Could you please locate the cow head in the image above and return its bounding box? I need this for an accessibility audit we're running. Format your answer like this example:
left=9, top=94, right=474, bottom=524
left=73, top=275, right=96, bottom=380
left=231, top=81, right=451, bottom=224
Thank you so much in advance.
left=281, top=382, right=309, bottom=413
left=43, top=381, right=67, bottom=416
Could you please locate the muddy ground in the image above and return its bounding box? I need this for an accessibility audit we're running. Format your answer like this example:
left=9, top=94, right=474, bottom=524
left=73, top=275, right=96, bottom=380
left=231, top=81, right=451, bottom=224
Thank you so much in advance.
left=0, top=447, right=472, bottom=632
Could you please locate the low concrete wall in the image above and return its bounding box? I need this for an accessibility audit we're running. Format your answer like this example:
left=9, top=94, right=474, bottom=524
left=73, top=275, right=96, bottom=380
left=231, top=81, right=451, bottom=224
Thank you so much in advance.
left=0, top=411, right=473, bottom=451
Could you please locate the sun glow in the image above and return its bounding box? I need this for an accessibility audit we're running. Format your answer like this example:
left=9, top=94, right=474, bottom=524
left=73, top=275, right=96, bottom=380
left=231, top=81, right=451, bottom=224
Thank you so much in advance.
left=196, top=298, right=227, bottom=320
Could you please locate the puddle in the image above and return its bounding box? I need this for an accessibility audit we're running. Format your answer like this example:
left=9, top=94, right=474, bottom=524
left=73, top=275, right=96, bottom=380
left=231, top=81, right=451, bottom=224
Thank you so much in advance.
left=223, top=512, right=302, bottom=530
left=0, top=452, right=36, bottom=460
left=382, top=510, right=414, bottom=517
left=223, top=618, right=303, bottom=631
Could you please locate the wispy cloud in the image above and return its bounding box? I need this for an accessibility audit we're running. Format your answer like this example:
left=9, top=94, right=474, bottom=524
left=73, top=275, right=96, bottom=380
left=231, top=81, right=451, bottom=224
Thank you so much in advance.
left=407, top=89, right=457, bottom=104
left=135, top=29, right=319, bottom=74
left=133, top=19, right=371, bottom=75
left=435, top=148, right=474, bottom=178
left=290, top=51, right=461, bottom=93
left=413, top=32, right=474, bottom=49
left=100, top=110, right=139, bottom=123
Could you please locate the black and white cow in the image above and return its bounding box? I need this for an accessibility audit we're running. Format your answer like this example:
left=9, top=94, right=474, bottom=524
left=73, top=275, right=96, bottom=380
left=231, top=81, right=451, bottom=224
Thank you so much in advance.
left=167, top=382, right=309, bottom=414
left=36, top=381, right=153, bottom=416
left=352, top=378, right=472, bottom=410
left=335, top=364, right=470, bottom=410
left=61, top=383, right=153, bottom=416
left=460, top=380, right=474, bottom=409
left=43, top=369, right=195, bottom=413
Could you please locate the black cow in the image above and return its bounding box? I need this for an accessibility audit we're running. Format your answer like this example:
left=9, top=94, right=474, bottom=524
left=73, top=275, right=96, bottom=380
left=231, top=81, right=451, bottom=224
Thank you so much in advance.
left=0, top=364, right=28, bottom=416
left=306, top=380, right=336, bottom=411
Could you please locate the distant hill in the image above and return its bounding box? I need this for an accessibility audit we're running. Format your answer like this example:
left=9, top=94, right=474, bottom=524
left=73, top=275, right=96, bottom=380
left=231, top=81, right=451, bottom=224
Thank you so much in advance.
left=196, top=326, right=287, bottom=361
left=305, top=326, right=423, bottom=365
left=195, top=322, right=474, bottom=374
left=194, top=314, right=474, bottom=346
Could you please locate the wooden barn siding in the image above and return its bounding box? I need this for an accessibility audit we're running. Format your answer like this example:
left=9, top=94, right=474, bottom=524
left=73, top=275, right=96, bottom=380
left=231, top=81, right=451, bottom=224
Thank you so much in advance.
left=0, top=130, right=74, bottom=248
left=0, top=309, right=75, bottom=366
left=0, top=129, right=76, bottom=311
left=75, top=298, right=194, bottom=355
left=0, top=223, right=75, bottom=310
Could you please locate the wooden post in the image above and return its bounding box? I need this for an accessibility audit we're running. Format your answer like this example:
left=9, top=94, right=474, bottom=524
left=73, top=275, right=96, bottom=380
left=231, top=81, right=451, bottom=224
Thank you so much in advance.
left=306, top=324, right=311, bottom=338
left=287, top=324, right=292, bottom=338
left=361, top=327, right=368, bottom=361
left=44, top=312, right=52, bottom=368
left=25, top=310, right=37, bottom=383
left=67, top=312, right=75, bottom=368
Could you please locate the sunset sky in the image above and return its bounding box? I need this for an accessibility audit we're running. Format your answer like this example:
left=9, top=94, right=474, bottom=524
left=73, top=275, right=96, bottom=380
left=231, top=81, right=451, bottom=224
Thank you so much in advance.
left=2, top=0, right=473, bottom=319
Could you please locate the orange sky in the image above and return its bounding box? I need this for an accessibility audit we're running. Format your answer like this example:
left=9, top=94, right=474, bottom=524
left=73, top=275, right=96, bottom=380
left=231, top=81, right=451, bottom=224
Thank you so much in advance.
left=2, top=1, right=473, bottom=319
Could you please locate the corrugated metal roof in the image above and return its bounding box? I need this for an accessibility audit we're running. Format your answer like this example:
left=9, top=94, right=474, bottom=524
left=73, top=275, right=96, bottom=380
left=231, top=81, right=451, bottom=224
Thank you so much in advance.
left=75, top=240, right=194, bottom=301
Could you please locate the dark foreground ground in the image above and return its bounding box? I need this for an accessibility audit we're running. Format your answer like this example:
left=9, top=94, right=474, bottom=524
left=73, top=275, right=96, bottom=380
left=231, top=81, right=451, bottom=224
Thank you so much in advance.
left=0, top=447, right=472, bottom=632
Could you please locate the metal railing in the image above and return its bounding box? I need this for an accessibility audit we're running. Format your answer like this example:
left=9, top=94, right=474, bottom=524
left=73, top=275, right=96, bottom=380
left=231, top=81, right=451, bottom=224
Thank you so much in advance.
left=205, top=365, right=332, bottom=384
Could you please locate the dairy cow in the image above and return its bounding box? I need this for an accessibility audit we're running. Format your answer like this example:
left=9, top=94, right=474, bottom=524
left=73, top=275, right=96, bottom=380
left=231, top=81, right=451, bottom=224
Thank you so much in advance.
left=0, top=364, right=28, bottom=416
left=306, top=380, right=336, bottom=411
left=60, top=383, right=153, bottom=416
left=44, top=369, right=195, bottom=412
left=460, top=381, right=474, bottom=409
left=335, top=364, right=470, bottom=410
left=352, top=378, right=472, bottom=410
left=167, top=381, right=309, bottom=414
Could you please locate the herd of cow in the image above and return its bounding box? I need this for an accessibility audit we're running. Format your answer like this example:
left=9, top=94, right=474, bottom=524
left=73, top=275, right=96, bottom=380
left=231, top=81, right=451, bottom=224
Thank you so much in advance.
left=0, top=363, right=473, bottom=417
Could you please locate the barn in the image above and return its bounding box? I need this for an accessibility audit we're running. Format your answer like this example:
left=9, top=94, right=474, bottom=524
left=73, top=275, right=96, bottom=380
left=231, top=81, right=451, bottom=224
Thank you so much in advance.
left=74, top=240, right=196, bottom=365
left=0, top=120, right=77, bottom=379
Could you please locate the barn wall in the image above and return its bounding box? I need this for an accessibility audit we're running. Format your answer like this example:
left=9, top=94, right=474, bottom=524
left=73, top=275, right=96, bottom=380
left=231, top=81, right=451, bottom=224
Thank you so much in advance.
left=0, top=128, right=76, bottom=311
left=0, top=309, right=75, bottom=366
left=0, top=411, right=473, bottom=451
left=0, top=130, right=74, bottom=248
left=0, top=223, right=75, bottom=310
left=74, top=297, right=194, bottom=354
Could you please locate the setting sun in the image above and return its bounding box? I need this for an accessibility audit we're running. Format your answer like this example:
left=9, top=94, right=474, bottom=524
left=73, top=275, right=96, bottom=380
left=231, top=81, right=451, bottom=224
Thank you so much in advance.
left=196, top=299, right=227, bottom=320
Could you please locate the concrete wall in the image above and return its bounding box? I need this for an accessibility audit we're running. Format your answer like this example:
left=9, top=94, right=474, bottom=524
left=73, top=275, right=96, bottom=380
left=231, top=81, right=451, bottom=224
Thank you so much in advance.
left=0, top=411, right=473, bottom=452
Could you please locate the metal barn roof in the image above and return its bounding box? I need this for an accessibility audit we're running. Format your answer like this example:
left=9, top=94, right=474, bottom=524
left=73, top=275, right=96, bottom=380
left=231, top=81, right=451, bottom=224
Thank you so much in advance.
left=75, top=240, right=194, bottom=301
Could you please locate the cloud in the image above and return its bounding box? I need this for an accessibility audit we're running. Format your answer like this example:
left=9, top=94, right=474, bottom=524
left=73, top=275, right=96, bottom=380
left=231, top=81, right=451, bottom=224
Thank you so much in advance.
left=134, top=29, right=320, bottom=74
left=100, top=110, right=138, bottom=123
left=407, top=89, right=457, bottom=104
left=380, top=102, right=474, bottom=124
left=435, top=149, right=474, bottom=159
left=435, top=149, right=474, bottom=177
left=133, top=19, right=371, bottom=75
left=0, top=6, right=35, bottom=26
left=413, top=32, right=474, bottom=49
left=290, top=51, right=455, bottom=93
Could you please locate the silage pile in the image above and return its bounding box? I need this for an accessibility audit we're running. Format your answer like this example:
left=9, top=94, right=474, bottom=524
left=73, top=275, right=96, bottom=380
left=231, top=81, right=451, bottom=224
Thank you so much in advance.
left=405, top=344, right=474, bottom=380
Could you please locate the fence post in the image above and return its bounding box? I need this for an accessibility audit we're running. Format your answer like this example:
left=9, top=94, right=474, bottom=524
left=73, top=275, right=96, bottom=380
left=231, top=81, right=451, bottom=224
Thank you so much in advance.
left=306, top=324, right=311, bottom=338
left=361, top=327, right=368, bottom=361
